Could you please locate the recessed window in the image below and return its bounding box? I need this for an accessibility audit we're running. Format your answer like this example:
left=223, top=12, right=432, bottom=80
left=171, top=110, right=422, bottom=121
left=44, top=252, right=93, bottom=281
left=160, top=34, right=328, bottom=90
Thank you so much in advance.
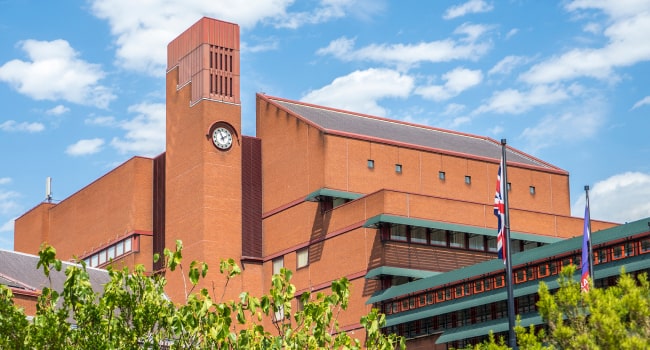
left=272, top=256, right=284, bottom=275
left=367, top=159, right=374, bottom=169
left=297, top=248, right=309, bottom=269
left=395, top=164, right=402, bottom=173
left=529, top=186, right=536, bottom=195
left=507, top=182, right=512, bottom=191
left=410, top=227, right=428, bottom=244
left=465, top=175, right=472, bottom=184
left=390, top=225, right=408, bottom=242
left=439, top=171, right=446, bottom=180
left=124, top=238, right=132, bottom=252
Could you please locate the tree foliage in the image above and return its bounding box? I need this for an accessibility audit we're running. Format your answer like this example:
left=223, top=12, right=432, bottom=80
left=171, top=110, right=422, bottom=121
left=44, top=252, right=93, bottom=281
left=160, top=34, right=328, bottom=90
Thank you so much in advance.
left=0, top=241, right=405, bottom=349
left=465, top=265, right=650, bottom=350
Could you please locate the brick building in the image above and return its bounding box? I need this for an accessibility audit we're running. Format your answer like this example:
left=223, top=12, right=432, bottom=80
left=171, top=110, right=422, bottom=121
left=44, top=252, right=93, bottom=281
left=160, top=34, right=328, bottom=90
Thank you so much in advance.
left=13, top=17, right=624, bottom=345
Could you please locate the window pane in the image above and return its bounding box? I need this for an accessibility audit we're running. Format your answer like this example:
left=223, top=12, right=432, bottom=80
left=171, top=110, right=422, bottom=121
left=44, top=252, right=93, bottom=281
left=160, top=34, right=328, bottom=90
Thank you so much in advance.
left=124, top=238, right=132, bottom=252
left=487, top=236, right=498, bottom=252
left=524, top=241, right=538, bottom=251
left=468, top=235, right=484, bottom=250
left=449, top=231, right=466, bottom=248
left=410, top=227, right=427, bottom=244
left=390, top=225, right=407, bottom=242
left=297, top=248, right=309, bottom=269
left=116, top=241, right=124, bottom=256
left=273, top=257, right=284, bottom=275
left=107, top=245, right=115, bottom=260
left=98, top=251, right=106, bottom=264
left=91, top=254, right=98, bottom=267
left=430, top=229, right=446, bottom=246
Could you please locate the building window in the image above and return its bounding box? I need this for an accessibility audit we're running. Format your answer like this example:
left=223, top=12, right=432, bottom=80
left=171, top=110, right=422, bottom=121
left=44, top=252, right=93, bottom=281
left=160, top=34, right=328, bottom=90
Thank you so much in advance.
left=116, top=241, right=124, bottom=256
left=297, top=248, right=309, bottom=269
left=91, top=254, right=98, bottom=267
left=529, top=186, right=536, bottom=195
left=641, top=238, right=650, bottom=253
left=410, top=227, right=428, bottom=244
left=507, top=182, right=512, bottom=191
left=468, top=234, right=485, bottom=250
left=125, top=238, right=132, bottom=253
left=272, top=256, right=285, bottom=321
left=395, top=164, right=402, bottom=174
left=107, top=245, right=115, bottom=260
left=487, top=236, right=498, bottom=252
left=449, top=231, right=466, bottom=248
left=439, top=171, right=446, bottom=180
left=272, top=256, right=284, bottom=275
left=390, top=225, right=408, bottom=242
left=538, top=264, right=549, bottom=277
left=367, top=159, right=374, bottom=169
left=430, top=229, right=447, bottom=246
left=465, top=175, right=471, bottom=184
left=524, top=241, right=539, bottom=251
left=98, top=251, right=106, bottom=265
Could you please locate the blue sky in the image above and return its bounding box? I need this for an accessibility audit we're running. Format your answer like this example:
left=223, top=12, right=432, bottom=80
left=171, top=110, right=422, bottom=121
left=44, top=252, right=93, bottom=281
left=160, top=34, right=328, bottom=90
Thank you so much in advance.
left=1, top=0, right=650, bottom=250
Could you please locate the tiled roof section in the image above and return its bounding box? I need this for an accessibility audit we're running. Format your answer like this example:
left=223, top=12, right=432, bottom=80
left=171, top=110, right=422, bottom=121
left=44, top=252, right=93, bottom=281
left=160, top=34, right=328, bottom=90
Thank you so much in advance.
left=0, top=249, right=110, bottom=294
left=268, top=97, right=562, bottom=171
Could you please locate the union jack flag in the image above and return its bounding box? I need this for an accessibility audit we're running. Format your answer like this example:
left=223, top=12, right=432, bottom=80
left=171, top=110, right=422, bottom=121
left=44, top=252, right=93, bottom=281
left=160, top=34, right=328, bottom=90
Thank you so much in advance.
left=494, top=156, right=506, bottom=264
left=580, top=202, right=591, bottom=292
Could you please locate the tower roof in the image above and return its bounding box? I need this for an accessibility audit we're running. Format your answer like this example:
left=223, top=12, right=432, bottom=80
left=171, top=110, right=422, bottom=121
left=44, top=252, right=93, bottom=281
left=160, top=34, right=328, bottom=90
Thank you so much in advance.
left=261, top=94, right=565, bottom=173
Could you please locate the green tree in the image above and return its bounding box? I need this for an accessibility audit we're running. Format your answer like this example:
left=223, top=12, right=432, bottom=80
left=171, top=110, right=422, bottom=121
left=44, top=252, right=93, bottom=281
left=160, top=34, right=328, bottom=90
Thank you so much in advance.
left=0, top=241, right=405, bottom=349
left=466, top=265, right=650, bottom=350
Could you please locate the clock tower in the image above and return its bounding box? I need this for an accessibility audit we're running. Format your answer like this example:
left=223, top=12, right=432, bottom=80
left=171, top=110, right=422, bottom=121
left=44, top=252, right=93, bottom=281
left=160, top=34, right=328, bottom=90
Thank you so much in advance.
left=163, top=17, right=245, bottom=301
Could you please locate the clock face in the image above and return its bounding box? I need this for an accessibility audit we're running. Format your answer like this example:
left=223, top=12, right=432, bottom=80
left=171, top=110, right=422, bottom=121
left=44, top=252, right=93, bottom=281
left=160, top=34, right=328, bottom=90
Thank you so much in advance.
left=212, top=126, right=233, bottom=150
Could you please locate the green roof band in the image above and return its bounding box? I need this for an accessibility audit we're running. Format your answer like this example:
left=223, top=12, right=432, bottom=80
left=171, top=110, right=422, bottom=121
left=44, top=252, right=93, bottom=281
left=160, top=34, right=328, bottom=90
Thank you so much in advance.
left=363, top=214, right=562, bottom=244
left=435, top=313, right=542, bottom=344
left=304, top=188, right=363, bottom=202
left=382, top=254, right=650, bottom=328
left=365, top=266, right=440, bottom=280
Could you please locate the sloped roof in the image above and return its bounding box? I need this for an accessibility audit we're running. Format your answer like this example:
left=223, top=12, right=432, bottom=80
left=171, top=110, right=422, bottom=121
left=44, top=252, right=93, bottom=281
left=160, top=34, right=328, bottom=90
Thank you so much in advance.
left=262, top=95, right=564, bottom=172
left=0, top=249, right=110, bottom=295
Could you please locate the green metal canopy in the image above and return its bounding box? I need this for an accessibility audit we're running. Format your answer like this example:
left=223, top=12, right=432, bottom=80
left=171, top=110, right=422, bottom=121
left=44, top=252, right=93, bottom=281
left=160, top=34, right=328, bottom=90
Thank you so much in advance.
left=435, top=313, right=542, bottom=344
left=304, top=188, right=363, bottom=202
left=363, top=214, right=562, bottom=244
left=365, top=266, right=440, bottom=280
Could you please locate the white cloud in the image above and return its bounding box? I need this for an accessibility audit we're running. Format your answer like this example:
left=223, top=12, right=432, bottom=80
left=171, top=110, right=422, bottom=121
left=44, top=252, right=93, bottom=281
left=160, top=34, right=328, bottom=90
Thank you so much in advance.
left=0, top=39, right=114, bottom=108
left=85, top=115, right=117, bottom=126
left=442, top=103, right=466, bottom=115
left=572, top=172, right=650, bottom=223
left=0, top=218, right=14, bottom=232
left=272, top=0, right=386, bottom=29
left=46, top=105, right=70, bottom=115
left=66, top=138, right=105, bottom=156
left=631, top=96, right=650, bottom=110
left=520, top=98, right=606, bottom=151
left=317, top=23, right=492, bottom=67
left=475, top=84, right=573, bottom=115
left=0, top=120, right=45, bottom=133
left=89, top=0, right=377, bottom=75
left=0, top=189, right=20, bottom=215
left=520, top=10, right=650, bottom=84
left=443, top=0, right=494, bottom=20
left=111, top=103, right=166, bottom=156
left=416, top=67, right=483, bottom=101
left=0, top=178, right=11, bottom=185
left=488, top=55, right=529, bottom=76
left=505, top=28, right=519, bottom=39
left=301, top=68, right=414, bottom=117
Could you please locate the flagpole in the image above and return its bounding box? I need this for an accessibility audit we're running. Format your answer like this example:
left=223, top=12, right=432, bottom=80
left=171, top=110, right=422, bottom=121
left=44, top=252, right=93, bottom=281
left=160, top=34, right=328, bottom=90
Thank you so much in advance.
left=585, top=185, right=594, bottom=280
left=501, top=139, right=517, bottom=349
